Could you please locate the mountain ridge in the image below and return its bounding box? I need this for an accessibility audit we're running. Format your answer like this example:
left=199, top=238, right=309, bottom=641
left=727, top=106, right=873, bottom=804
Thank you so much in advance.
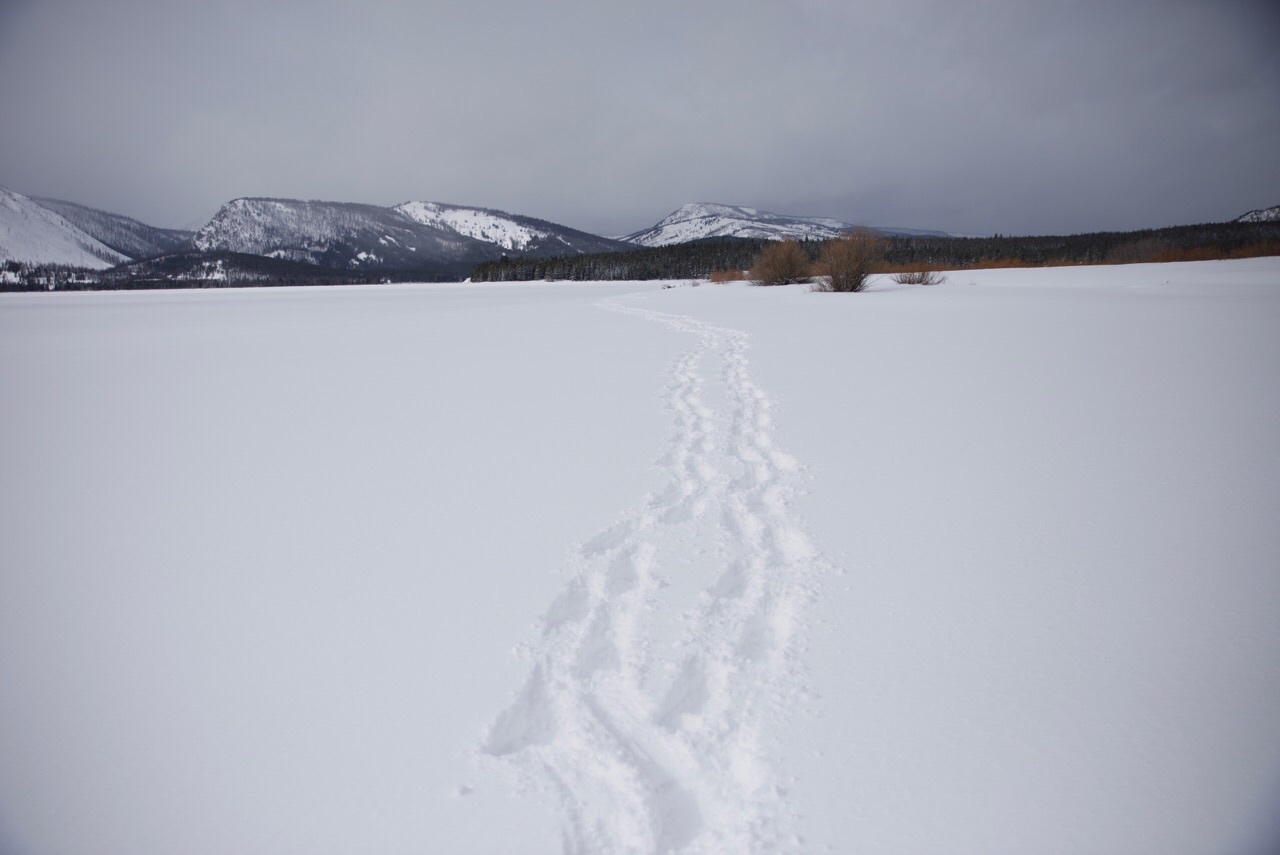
left=1234, top=205, right=1280, bottom=223
left=33, top=197, right=194, bottom=260
left=623, top=202, right=950, bottom=246
left=192, top=197, right=631, bottom=275
left=7, top=188, right=1272, bottom=278
left=394, top=200, right=628, bottom=255
left=0, top=188, right=131, bottom=269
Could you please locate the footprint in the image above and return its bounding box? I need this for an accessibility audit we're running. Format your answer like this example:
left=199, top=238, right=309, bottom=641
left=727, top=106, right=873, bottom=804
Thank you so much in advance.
left=542, top=577, right=590, bottom=632
left=581, top=520, right=635, bottom=556
left=654, top=656, right=711, bottom=731
left=709, top=560, right=749, bottom=600
left=483, top=665, right=559, bottom=756
left=605, top=549, right=640, bottom=597
left=574, top=610, right=621, bottom=678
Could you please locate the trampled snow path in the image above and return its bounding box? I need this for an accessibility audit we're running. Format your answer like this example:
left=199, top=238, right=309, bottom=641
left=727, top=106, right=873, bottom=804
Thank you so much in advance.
left=481, top=297, right=825, bottom=854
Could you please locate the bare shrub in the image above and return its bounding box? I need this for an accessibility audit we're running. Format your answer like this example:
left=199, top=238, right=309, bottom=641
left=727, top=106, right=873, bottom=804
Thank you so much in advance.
left=814, top=229, right=884, bottom=292
left=709, top=268, right=744, bottom=283
left=891, top=269, right=947, bottom=285
left=749, top=240, right=812, bottom=286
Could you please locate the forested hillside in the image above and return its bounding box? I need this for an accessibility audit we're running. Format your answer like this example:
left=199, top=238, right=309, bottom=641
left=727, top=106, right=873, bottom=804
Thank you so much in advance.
left=470, top=221, right=1280, bottom=282
left=33, top=197, right=194, bottom=259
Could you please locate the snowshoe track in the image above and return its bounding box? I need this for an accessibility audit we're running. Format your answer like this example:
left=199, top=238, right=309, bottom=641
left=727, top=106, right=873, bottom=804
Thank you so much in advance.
left=481, top=298, right=824, bottom=854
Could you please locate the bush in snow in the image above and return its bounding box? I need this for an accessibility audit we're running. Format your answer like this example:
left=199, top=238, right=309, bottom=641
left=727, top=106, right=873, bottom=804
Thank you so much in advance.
left=813, top=230, right=884, bottom=292
left=749, top=240, right=812, bottom=286
left=891, top=269, right=947, bottom=285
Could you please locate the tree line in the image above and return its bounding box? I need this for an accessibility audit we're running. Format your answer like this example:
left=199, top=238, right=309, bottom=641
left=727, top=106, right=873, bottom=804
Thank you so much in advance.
left=470, top=221, right=1280, bottom=282
left=469, top=238, right=776, bottom=282
left=880, top=220, right=1280, bottom=268
left=0, top=253, right=459, bottom=292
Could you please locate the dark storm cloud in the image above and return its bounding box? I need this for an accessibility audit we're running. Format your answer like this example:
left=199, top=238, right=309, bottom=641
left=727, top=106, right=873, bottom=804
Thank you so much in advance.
left=1, top=0, right=1276, bottom=236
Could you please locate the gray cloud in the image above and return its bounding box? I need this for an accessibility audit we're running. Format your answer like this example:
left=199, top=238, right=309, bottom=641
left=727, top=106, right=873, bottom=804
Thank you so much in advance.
left=1, top=0, right=1277, bottom=236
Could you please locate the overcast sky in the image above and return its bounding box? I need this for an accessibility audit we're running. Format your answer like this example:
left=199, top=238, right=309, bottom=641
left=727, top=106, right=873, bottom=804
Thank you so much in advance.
left=1, top=0, right=1277, bottom=236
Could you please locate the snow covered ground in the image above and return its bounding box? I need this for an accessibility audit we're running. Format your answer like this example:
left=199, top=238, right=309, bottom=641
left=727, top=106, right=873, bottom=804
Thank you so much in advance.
left=2, top=259, right=1278, bottom=855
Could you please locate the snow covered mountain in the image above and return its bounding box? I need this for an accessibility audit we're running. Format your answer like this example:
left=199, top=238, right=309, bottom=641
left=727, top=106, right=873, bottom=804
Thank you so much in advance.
left=395, top=201, right=627, bottom=255
left=0, top=188, right=131, bottom=269
left=1235, top=205, right=1280, bottom=223
left=193, top=198, right=472, bottom=271
left=623, top=203, right=951, bottom=246
left=623, top=203, right=853, bottom=246
left=194, top=198, right=628, bottom=275
left=34, top=197, right=193, bottom=260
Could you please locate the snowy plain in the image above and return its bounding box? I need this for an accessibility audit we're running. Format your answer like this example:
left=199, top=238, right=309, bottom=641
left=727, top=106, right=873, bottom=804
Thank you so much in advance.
left=1, top=259, right=1279, bottom=855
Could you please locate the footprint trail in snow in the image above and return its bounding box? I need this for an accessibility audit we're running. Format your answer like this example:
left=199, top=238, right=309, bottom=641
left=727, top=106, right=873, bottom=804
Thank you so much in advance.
left=481, top=297, right=826, bottom=854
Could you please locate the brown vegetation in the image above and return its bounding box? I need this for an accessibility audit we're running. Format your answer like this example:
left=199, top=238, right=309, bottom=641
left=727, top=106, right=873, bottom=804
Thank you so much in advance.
left=1107, top=239, right=1280, bottom=265
left=749, top=240, right=812, bottom=286
left=812, top=229, right=885, bottom=292
left=467, top=222, right=1280, bottom=284
left=891, top=269, right=947, bottom=285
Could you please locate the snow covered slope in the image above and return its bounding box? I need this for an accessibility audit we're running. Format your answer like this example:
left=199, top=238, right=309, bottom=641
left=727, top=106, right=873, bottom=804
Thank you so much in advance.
left=193, top=197, right=477, bottom=272
left=1235, top=204, right=1280, bottom=223
left=34, top=197, right=193, bottom=260
left=194, top=197, right=626, bottom=274
left=0, top=188, right=130, bottom=269
left=623, top=202, right=949, bottom=246
left=1, top=259, right=1278, bottom=855
left=624, top=203, right=853, bottom=246
left=395, top=201, right=627, bottom=255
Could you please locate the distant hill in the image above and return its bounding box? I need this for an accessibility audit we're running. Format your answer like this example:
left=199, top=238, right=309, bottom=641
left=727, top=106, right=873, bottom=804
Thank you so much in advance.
left=194, top=197, right=631, bottom=277
left=394, top=201, right=627, bottom=256
left=623, top=202, right=948, bottom=246
left=33, top=197, right=193, bottom=259
left=1235, top=205, right=1280, bottom=223
left=0, top=187, right=131, bottom=269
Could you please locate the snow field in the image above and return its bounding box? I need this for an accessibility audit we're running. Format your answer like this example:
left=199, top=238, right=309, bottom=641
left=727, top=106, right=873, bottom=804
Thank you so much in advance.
left=0, top=284, right=678, bottom=854
left=1, top=258, right=1279, bottom=855
left=651, top=261, right=1280, bottom=855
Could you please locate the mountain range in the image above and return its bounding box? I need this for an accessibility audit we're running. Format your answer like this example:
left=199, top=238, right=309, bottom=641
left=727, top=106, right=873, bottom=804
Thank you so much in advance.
left=5, top=185, right=1275, bottom=282
left=0, top=189, right=629, bottom=276
left=1, top=187, right=954, bottom=276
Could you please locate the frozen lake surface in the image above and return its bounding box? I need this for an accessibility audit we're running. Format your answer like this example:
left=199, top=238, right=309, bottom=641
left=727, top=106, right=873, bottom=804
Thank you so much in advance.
left=2, top=259, right=1279, bottom=854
